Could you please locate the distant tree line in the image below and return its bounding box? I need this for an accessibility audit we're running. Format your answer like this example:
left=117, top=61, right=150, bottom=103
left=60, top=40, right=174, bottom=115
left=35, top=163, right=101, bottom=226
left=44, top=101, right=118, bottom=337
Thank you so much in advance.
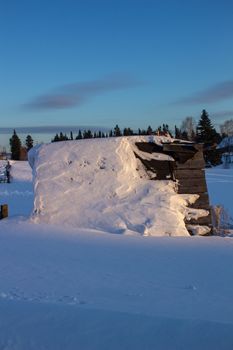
left=51, top=124, right=173, bottom=142
left=9, top=109, right=233, bottom=165
left=50, top=110, right=225, bottom=166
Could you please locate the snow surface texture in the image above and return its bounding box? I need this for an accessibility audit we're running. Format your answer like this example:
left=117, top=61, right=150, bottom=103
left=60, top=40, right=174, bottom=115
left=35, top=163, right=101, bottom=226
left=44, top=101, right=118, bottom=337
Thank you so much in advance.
left=1, top=222, right=233, bottom=350
left=0, top=161, right=233, bottom=349
left=0, top=160, right=33, bottom=217
left=28, top=137, right=202, bottom=236
left=206, top=166, right=233, bottom=218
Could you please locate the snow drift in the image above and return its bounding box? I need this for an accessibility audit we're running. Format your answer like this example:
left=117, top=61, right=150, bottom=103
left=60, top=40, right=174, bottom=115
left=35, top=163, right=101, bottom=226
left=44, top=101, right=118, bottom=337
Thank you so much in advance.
left=29, top=136, right=199, bottom=236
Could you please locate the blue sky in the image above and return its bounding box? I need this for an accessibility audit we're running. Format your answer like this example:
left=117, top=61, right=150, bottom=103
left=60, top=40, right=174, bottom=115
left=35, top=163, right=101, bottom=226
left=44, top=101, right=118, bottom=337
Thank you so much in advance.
left=1, top=0, right=233, bottom=131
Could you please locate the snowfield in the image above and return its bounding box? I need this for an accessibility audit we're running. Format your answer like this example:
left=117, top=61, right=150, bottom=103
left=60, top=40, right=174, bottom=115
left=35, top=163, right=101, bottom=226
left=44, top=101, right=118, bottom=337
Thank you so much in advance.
left=206, top=166, right=233, bottom=218
left=0, top=143, right=233, bottom=349
left=1, top=221, right=233, bottom=349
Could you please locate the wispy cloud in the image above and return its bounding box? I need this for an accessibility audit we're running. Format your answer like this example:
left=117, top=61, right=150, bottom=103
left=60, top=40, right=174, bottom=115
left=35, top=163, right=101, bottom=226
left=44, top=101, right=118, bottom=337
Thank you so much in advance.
left=174, top=80, right=233, bottom=105
left=25, top=74, right=142, bottom=110
left=212, top=110, right=233, bottom=119
left=0, top=125, right=110, bottom=134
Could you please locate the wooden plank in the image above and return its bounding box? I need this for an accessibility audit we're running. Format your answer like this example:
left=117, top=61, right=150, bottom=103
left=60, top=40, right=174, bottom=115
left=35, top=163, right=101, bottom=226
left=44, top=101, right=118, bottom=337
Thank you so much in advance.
left=177, top=178, right=207, bottom=188
left=162, top=144, right=198, bottom=154
left=185, top=212, right=212, bottom=225
left=190, top=194, right=210, bottom=210
left=178, top=177, right=207, bottom=187
left=135, top=142, right=163, bottom=154
left=174, top=169, right=205, bottom=179
left=134, top=153, right=175, bottom=180
left=175, top=159, right=205, bottom=169
left=178, top=185, right=207, bottom=194
left=174, top=149, right=205, bottom=169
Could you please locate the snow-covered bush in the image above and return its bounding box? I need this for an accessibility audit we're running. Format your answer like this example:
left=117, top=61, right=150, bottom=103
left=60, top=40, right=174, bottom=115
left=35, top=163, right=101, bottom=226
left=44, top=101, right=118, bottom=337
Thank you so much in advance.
left=211, top=205, right=233, bottom=235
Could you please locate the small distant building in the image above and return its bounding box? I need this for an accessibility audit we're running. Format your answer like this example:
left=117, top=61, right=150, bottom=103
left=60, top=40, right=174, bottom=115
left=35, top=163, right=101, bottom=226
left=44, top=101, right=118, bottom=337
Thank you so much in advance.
left=0, top=147, right=7, bottom=160
left=20, top=147, right=28, bottom=161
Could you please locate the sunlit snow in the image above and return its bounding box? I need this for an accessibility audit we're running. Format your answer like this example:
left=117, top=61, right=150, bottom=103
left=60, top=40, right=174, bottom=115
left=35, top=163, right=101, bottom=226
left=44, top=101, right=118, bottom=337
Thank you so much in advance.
left=0, top=143, right=233, bottom=349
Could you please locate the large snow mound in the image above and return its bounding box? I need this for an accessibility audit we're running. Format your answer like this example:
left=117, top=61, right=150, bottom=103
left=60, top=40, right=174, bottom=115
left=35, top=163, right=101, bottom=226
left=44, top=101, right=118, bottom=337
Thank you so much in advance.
left=29, top=136, right=195, bottom=236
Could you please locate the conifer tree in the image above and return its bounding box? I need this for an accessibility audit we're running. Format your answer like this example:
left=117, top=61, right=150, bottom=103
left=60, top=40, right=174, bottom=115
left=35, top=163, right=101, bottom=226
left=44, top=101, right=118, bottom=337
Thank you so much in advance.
left=196, top=109, right=219, bottom=144
left=123, top=127, right=133, bottom=136
left=52, top=133, right=59, bottom=142
left=25, top=135, right=34, bottom=151
left=86, top=130, right=93, bottom=138
left=181, top=131, right=188, bottom=140
left=10, top=130, right=21, bottom=160
left=83, top=130, right=93, bottom=139
left=146, top=126, right=153, bottom=135
left=82, top=130, right=88, bottom=139
left=196, top=110, right=222, bottom=165
left=175, top=125, right=182, bottom=139
left=76, top=130, right=83, bottom=140
left=141, top=129, right=146, bottom=135
left=114, top=125, right=122, bottom=137
left=162, top=124, right=172, bottom=136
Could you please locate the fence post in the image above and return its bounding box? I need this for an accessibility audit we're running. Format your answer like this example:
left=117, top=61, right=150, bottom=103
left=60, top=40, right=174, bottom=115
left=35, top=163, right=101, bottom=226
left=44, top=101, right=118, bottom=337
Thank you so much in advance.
left=0, top=204, right=8, bottom=219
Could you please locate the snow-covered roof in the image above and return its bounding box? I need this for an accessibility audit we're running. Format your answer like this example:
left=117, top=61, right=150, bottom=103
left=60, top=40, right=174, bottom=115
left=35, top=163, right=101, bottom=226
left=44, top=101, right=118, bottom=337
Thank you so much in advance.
left=218, top=136, right=233, bottom=149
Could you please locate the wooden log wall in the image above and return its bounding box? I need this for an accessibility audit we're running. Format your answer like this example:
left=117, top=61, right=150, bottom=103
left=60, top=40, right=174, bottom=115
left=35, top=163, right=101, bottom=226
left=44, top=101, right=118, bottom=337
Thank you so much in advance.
left=168, top=144, right=212, bottom=233
left=135, top=142, right=212, bottom=235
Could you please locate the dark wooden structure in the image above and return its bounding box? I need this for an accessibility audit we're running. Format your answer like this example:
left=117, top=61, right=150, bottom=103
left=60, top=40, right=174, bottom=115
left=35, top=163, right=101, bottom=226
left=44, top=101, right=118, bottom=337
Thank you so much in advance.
left=20, top=147, right=28, bottom=161
left=0, top=204, right=8, bottom=219
left=135, top=142, right=175, bottom=180
left=134, top=141, right=212, bottom=235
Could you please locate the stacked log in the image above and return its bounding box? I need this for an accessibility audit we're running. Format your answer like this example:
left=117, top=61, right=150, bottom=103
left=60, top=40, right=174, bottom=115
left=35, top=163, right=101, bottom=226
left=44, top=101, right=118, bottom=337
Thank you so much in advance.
left=163, top=143, right=212, bottom=234
left=135, top=142, right=212, bottom=235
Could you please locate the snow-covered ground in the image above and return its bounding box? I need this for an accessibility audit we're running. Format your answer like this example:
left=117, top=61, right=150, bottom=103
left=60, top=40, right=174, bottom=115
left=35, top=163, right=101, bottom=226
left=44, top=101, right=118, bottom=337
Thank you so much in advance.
left=0, top=160, right=33, bottom=217
left=206, top=166, right=233, bottom=218
left=0, top=155, right=233, bottom=348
